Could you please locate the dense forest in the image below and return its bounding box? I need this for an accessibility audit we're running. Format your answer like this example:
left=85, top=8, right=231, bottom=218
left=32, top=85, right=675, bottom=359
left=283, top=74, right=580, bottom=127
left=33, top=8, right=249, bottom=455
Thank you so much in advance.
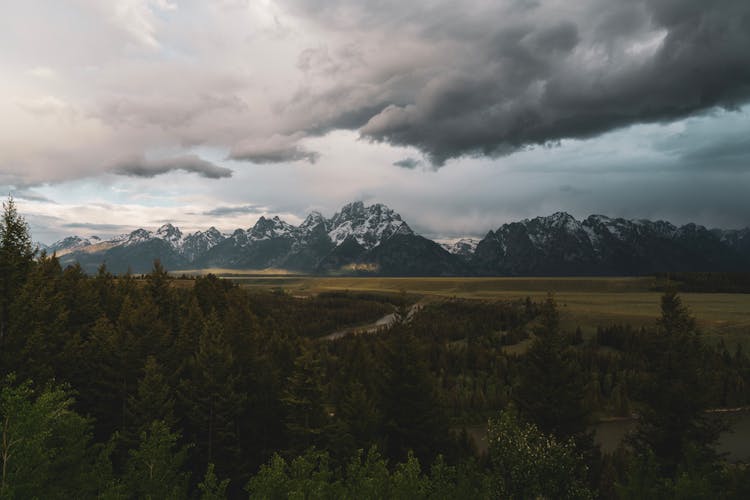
left=652, top=272, right=750, bottom=294
left=1, top=197, right=749, bottom=498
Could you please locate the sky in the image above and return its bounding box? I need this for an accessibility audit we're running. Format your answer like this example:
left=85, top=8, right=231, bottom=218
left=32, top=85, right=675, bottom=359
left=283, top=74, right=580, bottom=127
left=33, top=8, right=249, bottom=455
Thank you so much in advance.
left=2, top=0, right=749, bottom=244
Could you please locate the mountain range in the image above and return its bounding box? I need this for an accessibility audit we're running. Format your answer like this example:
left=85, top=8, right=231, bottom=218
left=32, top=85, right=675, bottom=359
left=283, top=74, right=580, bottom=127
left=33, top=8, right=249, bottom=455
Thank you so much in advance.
left=40, top=202, right=750, bottom=276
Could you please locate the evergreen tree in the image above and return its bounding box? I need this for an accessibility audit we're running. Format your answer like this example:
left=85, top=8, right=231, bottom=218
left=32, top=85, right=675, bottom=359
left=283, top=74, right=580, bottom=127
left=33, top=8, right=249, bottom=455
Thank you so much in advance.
left=147, top=259, right=173, bottom=318
left=513, top=294, right=589, bottom=444
left=337, top=380, right=381, bottom=451
left=125, top=356, right=177, bottom=448
left=380, top=326, right=449, bottom=464
left=0, top=196, right=35, bottom=356
left=6, top=253, right=66, bottom=380
left=631, top=291, right=723, bottom=476
left=282, top=345, right=330, bottom=455
left=179, top=312, right=246, bottom=480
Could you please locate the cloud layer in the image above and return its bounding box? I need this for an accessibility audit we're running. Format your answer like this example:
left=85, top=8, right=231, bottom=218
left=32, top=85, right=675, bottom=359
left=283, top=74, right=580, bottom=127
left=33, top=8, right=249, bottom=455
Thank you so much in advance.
left=289, top=0, right=750, bottom=164
left=3, top=0, right=748, bottom=182
left=113, top=155, right=233, bottom=179
left=2, top=0, right=750, bottom=242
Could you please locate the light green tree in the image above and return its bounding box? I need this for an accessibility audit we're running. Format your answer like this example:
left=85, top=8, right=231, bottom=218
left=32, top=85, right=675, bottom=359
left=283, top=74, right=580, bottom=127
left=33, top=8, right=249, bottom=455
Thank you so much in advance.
left=0, top=376, right=93, bottom=499
left=488, top=408, right=593, bottom=500
left=123, top=420, right=190, bottom=500
left=197, top=463, right=230, bottom=500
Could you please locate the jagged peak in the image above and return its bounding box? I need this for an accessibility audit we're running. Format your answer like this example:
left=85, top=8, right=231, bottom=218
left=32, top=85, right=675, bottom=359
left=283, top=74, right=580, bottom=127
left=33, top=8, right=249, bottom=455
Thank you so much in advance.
left=300, top=210, right=327, bottom=231
left=537, top=211, right=578, bottom=226
left=249, top=214, right=295, bottom=239
left=328, top=201, right=413, bottom=249
left=584, top=214, right=612, bottom=225
left=156, top=223, right=182, bottom=238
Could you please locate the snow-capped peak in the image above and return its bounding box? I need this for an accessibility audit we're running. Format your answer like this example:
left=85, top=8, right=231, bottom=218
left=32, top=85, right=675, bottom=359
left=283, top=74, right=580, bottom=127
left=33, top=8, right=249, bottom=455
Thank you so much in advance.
left=300, top=211, right=328, bottom=232
left=156, top=223, right=184, bottom=249
left=123, top=228, right=153, bottom=246
left=182, top=226, right=226, bottom=260
left=47, top=235, right=102, bottom=253
left=328, top=201, right=413, bottom=249
left=248, top=215, right=295, bottom=241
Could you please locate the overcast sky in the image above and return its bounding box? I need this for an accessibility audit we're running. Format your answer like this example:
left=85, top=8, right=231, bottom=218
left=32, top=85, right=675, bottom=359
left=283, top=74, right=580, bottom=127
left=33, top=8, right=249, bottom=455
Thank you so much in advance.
left=2, top=0, right=749, bottom=243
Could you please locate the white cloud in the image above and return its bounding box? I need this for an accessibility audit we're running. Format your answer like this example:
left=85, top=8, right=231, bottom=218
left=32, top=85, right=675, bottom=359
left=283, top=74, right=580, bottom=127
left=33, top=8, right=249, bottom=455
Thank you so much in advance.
left=28, top=66, right=57, bottom=79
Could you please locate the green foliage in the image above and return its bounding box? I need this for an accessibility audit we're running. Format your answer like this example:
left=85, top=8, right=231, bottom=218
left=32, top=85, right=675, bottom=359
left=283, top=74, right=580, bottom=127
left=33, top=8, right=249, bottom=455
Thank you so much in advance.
left=615, top=449, right=670, bottom=500
left=0, top=202, right=747, bottom=498
left=282, top=347, right=329, bottom=454
left=198, top=463, right=230, bottom=500
left=488, top=408, right=593, bottom=500
left=179, top=311, right=247, bottom=478
left=124, top=356, right=176, bottom=448
left=0, top=377, right=94, bottom=499
left=123, top=420, right=190, bottom=500
left=245, top=449, right=344, bottom=499
left=632, top=291, right=722, bottom=475
left=246, top=447, right=491, bottom=500
left=343, top=447, right=392, bottom=498
left=0, top=197, right=35, bottom=365
left=513, top=294, right=589, bottom=444
left=381, top=326, right=450, bottom=464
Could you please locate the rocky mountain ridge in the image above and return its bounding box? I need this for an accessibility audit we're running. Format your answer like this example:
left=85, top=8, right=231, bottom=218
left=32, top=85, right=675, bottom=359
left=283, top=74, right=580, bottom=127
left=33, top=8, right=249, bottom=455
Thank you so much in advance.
left=43, top=204, right=750, bottom=276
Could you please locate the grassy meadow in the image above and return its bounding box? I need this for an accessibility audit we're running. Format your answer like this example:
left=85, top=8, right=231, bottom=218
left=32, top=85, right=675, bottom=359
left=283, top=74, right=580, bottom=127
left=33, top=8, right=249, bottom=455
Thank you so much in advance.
left=179, top=274, right=750, bottom=349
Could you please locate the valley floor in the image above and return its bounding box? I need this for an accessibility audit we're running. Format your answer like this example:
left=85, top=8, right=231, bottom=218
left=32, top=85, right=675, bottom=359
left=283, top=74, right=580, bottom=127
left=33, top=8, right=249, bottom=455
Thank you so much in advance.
left=177, top=275, right=750, bottom=350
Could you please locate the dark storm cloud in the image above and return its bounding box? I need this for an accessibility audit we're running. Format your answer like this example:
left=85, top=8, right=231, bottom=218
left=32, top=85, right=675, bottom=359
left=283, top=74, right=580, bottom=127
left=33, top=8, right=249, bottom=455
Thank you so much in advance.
left=282, top=0, right=750, bottom=166
left=113, top=155, right=233, bottom=179
left=202, top=205, right=264, bottom=217
left=393, top=158, right=423, bottom=169
left=229, top=135, right=320, bottom=164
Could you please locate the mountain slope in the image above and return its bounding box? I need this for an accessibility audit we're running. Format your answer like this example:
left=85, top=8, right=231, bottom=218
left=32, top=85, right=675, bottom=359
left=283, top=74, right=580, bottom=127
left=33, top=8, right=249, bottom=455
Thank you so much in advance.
left=47, top=205, right=750, bottom=276
left=471, top=213, right=750, bottom=276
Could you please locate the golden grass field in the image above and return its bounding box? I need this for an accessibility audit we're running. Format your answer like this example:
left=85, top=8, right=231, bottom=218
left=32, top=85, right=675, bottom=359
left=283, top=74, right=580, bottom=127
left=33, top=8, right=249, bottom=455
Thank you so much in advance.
left=199, top=275, right=750, bottom=349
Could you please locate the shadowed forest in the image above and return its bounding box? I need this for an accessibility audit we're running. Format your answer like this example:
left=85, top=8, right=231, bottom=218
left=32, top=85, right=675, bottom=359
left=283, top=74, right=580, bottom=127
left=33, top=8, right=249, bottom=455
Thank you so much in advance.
left=1, top=199, right=749, bottom=499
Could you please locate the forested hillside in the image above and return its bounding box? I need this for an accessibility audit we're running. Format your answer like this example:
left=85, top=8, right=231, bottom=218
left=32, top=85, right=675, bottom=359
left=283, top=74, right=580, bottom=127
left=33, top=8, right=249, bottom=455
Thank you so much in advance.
left=1, top=198, right=749, bottom=498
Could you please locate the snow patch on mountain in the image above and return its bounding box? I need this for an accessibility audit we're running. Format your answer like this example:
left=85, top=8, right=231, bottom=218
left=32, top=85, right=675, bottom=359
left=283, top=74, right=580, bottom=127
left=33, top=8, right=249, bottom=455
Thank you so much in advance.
left=47, top=235, right=103, bottom=254
left=328, top=201, right=413, bottom=249
left=156, top=223, right=185, bottom=250
left=248, top=216, right=296, bottom=241
left=438, top=238, right=480, bottom=256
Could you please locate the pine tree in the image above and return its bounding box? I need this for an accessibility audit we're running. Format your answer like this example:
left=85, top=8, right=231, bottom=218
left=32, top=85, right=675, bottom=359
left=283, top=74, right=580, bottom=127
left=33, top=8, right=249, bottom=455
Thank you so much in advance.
left=147, top=259, right=173, bottom=318
left=380, top=326, right=449, bottom=465
left=179, top=312, right=246, bottom=479
left=513, top=294, right=589, bottom=444
left=6, top=253, right=66, bottom=380
left=282, top=345, right=329, bottom=455
left=631, top=291, right=723, bottom=476
left=0, top=196, right=35, bottom=354
left=124, top=356, right=177, bottom=449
